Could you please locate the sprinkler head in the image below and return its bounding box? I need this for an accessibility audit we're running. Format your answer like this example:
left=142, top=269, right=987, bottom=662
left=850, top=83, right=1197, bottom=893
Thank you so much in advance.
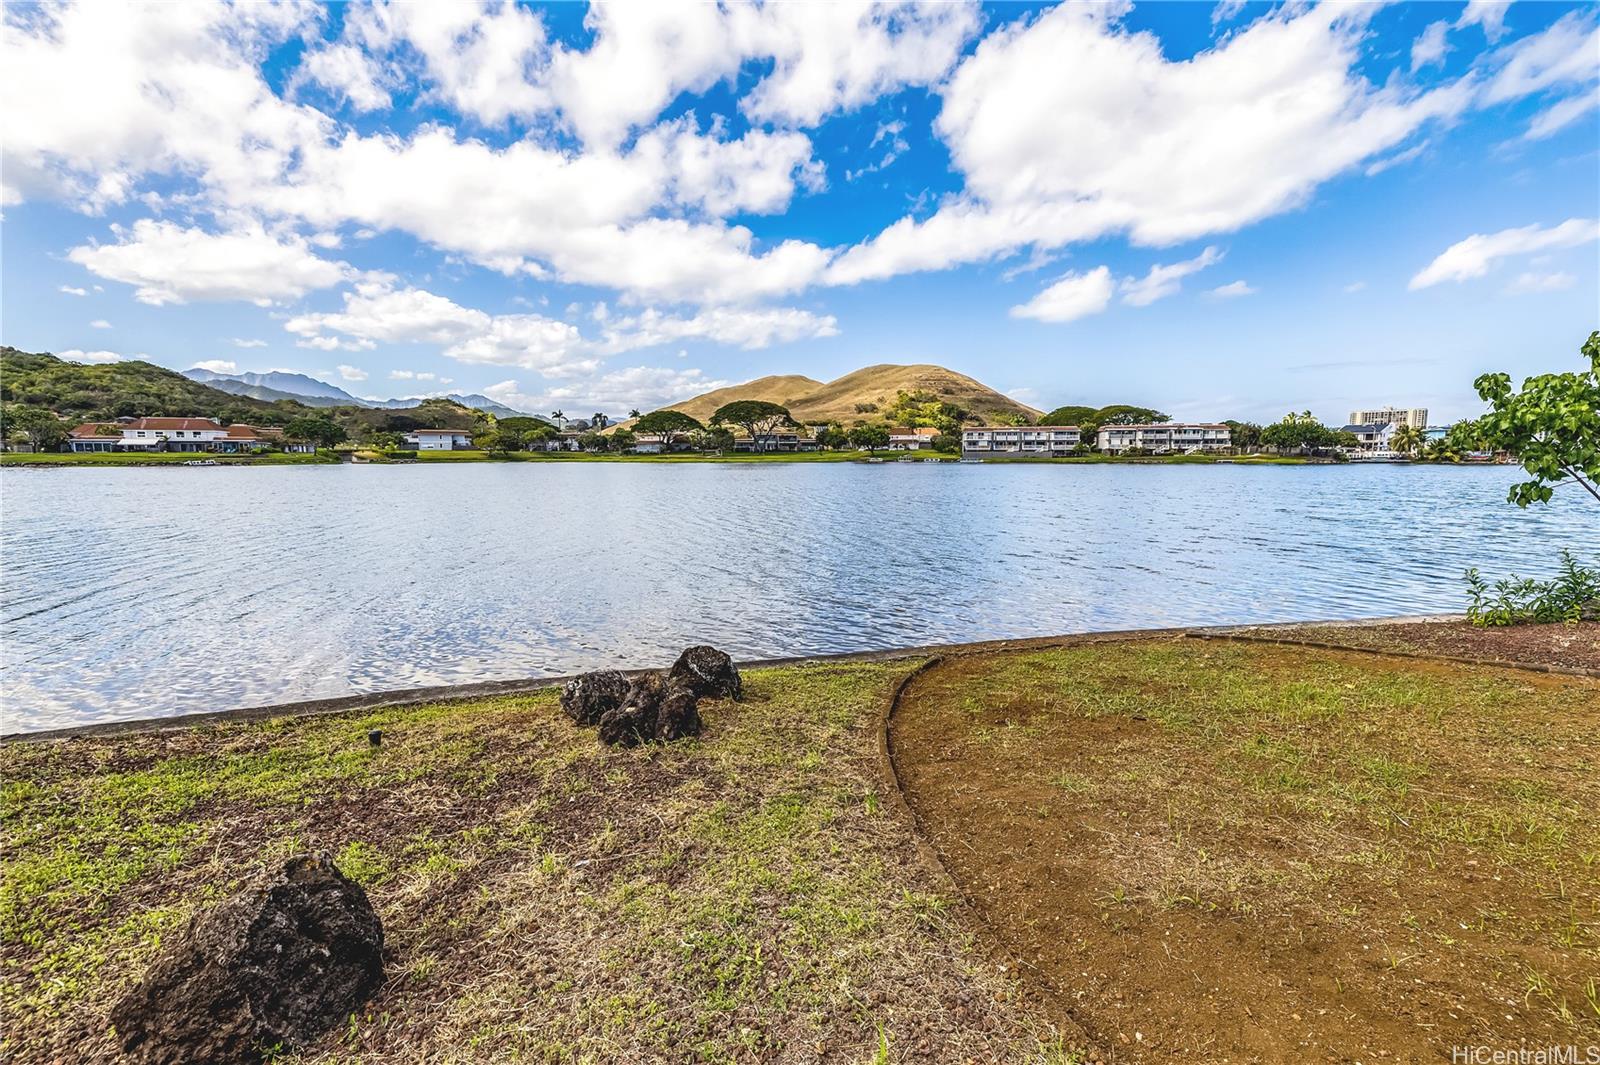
left=367, top=728, right=382, bottom=747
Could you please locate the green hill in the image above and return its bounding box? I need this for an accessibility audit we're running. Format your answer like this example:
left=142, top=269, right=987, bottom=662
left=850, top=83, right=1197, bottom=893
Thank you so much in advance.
left=1, top=348, right=309, bottom=423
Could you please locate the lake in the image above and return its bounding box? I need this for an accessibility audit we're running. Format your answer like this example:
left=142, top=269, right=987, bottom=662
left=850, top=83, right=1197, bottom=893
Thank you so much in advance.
left=1, top=461, right=1593, bottom=731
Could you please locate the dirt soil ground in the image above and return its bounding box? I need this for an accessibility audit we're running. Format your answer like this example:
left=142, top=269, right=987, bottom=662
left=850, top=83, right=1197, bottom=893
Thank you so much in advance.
left=1219, top=619, right=1600, bottom=672
left=891, top=638, right=1600, bottom=1064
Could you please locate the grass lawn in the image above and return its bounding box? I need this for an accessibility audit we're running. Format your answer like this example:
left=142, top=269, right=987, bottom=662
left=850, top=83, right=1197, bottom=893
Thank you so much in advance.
left=0, top=661, right=1075, bottom=1064
left=894, top=638, right=1600, bottom=1061
left=0, top=451, right=337, bottom=467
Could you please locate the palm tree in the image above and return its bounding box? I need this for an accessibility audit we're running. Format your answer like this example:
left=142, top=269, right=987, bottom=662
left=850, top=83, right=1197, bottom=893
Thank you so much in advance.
left=1390, top=423, right=1423, bottom=456
left=628, top=408, right=642, bottom=420
left=551, top=409, right=565, bottom=430
left=592, top=412, right=609, bottom=429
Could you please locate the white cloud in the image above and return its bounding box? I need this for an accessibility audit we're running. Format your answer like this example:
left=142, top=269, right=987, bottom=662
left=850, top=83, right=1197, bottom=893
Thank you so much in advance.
left=596, top=306, right=839, bottom=353
left=485, top=366, right=734, bottom=416
left=389, top=370, right=451, bottom=384
left=1010, top=266, right=1115, bottom=323
left=336, top=364, right=368, bottom=382
left=59, top=285, right=87, bottom=296
left=1342, top=280, right=1368, bottom=293
left=1505, top=271, right=1576, bottom=293
left=1524, top=92, right=1599, bottom=141
left=191, top=359, right=238, bottom=373
left=1479, top=11, right=1598, bottom=106
left=89, top=319, right=111, bottom=329
left=294, top=42, right=394, bottom=113
left=232, top=338, right=268, bottom=348
left=1409, top=218, right=1599, bottom=289
left=59, top=348, right=122, bottom=364
left=1458, top=0, right=1514, bottom=42
left=68, top=220, right=349, bottom=305
left=1410, top=21, right=1452, bottom=72
left=829, top=4, right=1472, bottom=285
left=1121, top=247, right=1223, bottom=306
left=1209, top=280, right=1256, bottom=298
left=1211, top=0, right=1248, bottom=27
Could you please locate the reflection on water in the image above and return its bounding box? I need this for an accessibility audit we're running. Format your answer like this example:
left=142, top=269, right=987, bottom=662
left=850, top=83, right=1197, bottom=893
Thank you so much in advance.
left=1, top=462, right=1592, bottom=730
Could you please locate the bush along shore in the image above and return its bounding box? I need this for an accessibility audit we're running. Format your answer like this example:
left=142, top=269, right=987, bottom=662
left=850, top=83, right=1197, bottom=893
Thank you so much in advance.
left=3, top=622, right=1598, bottom=1063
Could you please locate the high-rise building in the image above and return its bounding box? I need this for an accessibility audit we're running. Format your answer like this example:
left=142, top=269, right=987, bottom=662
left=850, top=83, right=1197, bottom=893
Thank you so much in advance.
left=1347, top=406, right=1428, bottom=429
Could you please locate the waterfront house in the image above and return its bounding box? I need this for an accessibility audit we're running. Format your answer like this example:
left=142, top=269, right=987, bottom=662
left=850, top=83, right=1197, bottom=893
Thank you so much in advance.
left=67, top=423, right=122, bottom=452
left=114, top=417, right=233, bottom=452
left=888, top=427, right=941, bottom=450
left=1096, top=423, right=1230, bottom=454
left=1339, top=422, right=1396, bottom=451
left=962, top=425, right=1082, bottom=455
left=405, top=428, right=474, bottom=451
left=732, top=430, right=817, bottom=452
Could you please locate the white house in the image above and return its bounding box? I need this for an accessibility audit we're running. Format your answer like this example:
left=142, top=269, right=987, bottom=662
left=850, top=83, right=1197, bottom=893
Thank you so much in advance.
left=1339, top=422, right=1396, bottom=451
left=888, top=427, right=941, bottom=450
left=406, top=429, right=474, bottom=451
left=1096, top=423, right=1231, bottom=454
left=961, top=425, right=1081, bottom=455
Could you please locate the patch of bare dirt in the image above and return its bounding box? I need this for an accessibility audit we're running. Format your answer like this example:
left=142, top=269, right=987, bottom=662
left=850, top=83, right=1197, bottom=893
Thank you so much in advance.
left=1225, top=619, right=1600, bottom=672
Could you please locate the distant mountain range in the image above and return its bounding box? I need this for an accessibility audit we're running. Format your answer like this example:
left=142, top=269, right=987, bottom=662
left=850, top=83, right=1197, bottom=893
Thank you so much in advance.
left=182, top=368, right=526, bottom=418
left=660, top=364, right=1041, bottom=426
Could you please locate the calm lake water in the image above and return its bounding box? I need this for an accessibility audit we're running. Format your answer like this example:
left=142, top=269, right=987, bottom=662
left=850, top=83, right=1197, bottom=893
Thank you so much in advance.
left=1, top=462, right=1593, bottom=731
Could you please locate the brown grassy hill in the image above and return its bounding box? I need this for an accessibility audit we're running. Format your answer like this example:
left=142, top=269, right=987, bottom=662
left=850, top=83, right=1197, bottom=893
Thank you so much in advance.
left=662, top=374, right=825, bottom=426
left=661, top=364, right=1040, bottom=426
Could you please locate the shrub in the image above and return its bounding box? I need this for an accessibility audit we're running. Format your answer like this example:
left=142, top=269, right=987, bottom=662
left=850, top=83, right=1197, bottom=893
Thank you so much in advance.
left=1464, top=551, right=1600, bottom=626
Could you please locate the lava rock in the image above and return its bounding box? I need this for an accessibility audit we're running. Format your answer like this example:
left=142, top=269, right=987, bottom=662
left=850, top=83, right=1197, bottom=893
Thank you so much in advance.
left=560, top=669, right=631, bottom=726
left=110, top=853, right=385, bottom=1065
left=653, top=681, right=703, bottom=742
left=666, top=645, right=743, bottom=702
left=597, top=673, right=666, bottom=747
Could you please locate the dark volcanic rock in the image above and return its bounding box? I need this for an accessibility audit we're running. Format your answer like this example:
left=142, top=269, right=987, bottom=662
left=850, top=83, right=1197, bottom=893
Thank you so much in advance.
left=666, top=645, right=743, bottom=702
left=653, top=681, right=703, bottom=742
left=597, top=673, right=666, bottom=747
left=560, top=669, right=631, bottom=726
left=111, top=854, right=385, bottom=1065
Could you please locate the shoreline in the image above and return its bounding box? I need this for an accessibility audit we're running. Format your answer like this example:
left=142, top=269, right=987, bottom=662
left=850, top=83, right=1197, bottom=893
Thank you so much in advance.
left=0, top=449, right=1507, bottom=468
left=3, top=614, right=1466, bottom=743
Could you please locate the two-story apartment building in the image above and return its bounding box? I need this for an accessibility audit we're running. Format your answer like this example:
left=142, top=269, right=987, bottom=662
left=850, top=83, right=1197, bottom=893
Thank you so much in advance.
left=1339, top=422, right=1396, bottom=451
left=888, top=427, right=941, bottom=450
left=732, top=431, right=816, bottom=452
left=68, top=418, right=297, bottom=453
left=1096, top=423, right=1231, bottom=453
left=961, top=426, right=1082, bottom=455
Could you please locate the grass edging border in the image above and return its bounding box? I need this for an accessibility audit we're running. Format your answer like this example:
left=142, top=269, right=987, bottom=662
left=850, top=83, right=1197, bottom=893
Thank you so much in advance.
left=1185, top=629, right=1600, bottom=679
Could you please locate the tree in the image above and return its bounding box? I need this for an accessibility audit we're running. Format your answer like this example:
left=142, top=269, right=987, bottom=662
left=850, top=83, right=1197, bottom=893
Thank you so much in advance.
left=7, top=406, right=69, bottom=452
left=524, top=424, right=558, bottom=450
left=628, top=408, right=642, bottom=420
left=1389, top=423, right=1424, bottom=457
left=551, top=409, right=566, bottom=430
left=1223, top=420, right=1263, bottom=452
left=577, top=430, right=609, bottom=452
left=1259, top=411, right=1344, bottom=453
left=591, top=412, right=610, bottom=430
left=815, top=424, right=851, bottom=450
left=484, top=428, right=524, bottom=453
left=1039, top=405, right=1098, bottom=426
left=610, top=428, right=638, bottom=452
left=710, top=400, right=798, bottom=452
left=632, top=409, right=704, bottom=451
left=848, top=424, right=890, bottom=453
left=284, top=416, right=346, bottom=449
left=1468, top=330, right=1600, bottom=506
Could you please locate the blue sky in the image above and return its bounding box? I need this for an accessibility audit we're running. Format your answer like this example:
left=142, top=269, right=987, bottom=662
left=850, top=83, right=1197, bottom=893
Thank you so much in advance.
left=3, top=0, right=1596, bottom=424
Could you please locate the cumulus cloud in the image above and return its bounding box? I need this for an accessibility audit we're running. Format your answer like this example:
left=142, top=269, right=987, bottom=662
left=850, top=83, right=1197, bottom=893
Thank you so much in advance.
left=485, top=366, right=734, bottom=416
left=1209, top=280, right=1257, bottom=298
left=59, top=349, right=123, bottom=364
left=191, top=359, right=238, bottom=373
left=89, top=319, right=111, bottom=329
left=1010, top=267, right=1115, bottom=323
left=1409, top=218, right=1599, bottom=288
left=232, top=338, right=268, bottom=348
left=1120, top=247, right=1223, bottom=307
left=59, top=285, right=87, bottom=296
left=829, top=4, right=1473, bottom=285
left=1458, top=0, right=1514, bottom=42
left=1479, top=10, right=1598, bottom=106
left=336, top=364, right=368, bottom=381
left=68, top=220, right=350, bottom=305
left=1410, top=21, right=1452, bottom=72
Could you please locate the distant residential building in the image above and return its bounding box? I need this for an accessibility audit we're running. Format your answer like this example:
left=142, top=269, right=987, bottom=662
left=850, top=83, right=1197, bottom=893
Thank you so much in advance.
left=406, top=429, right=474, bottom=451
left=888, top=427, right=941, bottom=450
left=1096, top=423, right=1230, bottom=454
left=1339, top=422, right=1396, bottom=451
left=732, top=430, right=816, bottom=452
left=631, top=432, right=668, bottom=454
left=961, top=426, right=1081, bottom=454
left=67, top=423, right=122, bottom=452
left=1348, top=406, right=1427, bottom=429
